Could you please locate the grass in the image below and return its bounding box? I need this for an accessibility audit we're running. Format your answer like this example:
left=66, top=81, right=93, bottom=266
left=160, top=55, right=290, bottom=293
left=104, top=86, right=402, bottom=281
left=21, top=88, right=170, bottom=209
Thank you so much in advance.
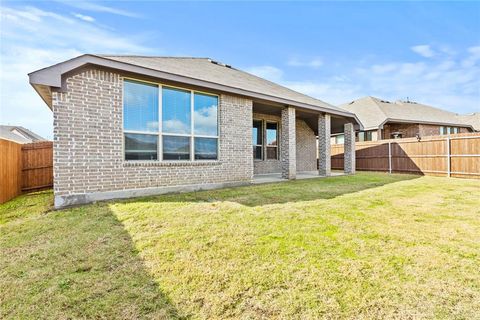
left=1, top=172, right=479, bottom=319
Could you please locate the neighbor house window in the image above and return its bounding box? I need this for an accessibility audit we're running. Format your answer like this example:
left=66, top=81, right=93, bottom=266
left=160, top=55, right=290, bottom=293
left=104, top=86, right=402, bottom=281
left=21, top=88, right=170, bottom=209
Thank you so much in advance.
left=439, top=126, right=458, bottom=135
left=335, top=134, right=345, bottom=144
left=123, top=79, right=218, bottom=161
left=253, top=120, right=263, bottom=160
left=358, top=131, right=373, bottom=142
left=266, top=122, right=278, bottom=159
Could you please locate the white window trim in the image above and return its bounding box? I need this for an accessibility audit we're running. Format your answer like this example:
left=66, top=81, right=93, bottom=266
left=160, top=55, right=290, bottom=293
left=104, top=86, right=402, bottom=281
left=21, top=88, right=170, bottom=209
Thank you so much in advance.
left=122, top=78, right=220, bottom=162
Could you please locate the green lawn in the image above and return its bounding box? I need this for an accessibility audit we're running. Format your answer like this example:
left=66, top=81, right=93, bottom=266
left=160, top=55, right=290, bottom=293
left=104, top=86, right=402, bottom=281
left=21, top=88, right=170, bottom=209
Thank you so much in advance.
left=1, top=172, right=479, bottom=319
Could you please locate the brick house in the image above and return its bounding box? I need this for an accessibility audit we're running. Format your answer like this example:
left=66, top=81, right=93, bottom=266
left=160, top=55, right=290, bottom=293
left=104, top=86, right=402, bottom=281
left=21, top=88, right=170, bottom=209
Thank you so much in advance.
left=332, top=96, right=478, bottom=144
left=29, top=55, right=361, bottom=208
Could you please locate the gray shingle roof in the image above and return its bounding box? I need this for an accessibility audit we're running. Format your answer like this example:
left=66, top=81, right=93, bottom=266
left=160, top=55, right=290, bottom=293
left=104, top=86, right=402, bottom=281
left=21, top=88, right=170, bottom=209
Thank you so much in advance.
left=340, top=96, right=478, bottom=130
left=0, top=125, right=46, bottom=144
left=98, top=55, right=346, bottom=113
left=456, top=113, right=480, bottom=131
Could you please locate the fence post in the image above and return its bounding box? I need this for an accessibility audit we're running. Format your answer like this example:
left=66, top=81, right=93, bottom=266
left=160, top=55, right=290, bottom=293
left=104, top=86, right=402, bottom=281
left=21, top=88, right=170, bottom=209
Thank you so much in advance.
left=446, top=136, right=451, bottom=177
left=388, top=142, right=392, bottom=174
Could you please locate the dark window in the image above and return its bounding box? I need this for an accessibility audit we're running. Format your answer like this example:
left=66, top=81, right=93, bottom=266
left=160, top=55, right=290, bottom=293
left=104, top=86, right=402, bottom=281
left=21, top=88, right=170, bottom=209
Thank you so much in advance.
left=253, top=120, right=263, bottom=160
left=124, top=133, right=158, bottom=160
left=194, top=137, right=218, bottom=160
left=162, top=136, right=190, bottom=160
left=365, top=131, right=373, bottom=141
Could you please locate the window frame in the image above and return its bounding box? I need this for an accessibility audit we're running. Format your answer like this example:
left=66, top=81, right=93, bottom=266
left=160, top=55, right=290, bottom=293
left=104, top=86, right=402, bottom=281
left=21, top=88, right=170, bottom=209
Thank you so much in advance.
left=265, top=121, right=279, bottom=160
left=122, top=77, right=220, bottom=162
left=252, top=119, right=264, bottom=161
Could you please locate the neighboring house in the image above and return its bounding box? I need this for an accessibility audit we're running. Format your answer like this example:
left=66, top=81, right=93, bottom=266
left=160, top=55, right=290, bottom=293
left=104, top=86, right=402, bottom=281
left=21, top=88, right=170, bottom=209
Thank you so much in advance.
left=456, top=113, right=480, bottom=132
left=29, top=54, right=361, bottom=208
left=0, top=125, right=46, bottom=144
left=332, top=96, right=479, bottom=144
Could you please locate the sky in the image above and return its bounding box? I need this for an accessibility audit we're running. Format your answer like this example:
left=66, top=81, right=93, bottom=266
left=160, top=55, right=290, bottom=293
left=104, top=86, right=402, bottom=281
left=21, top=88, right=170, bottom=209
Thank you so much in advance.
left=1, top=1, right=479, bottom=140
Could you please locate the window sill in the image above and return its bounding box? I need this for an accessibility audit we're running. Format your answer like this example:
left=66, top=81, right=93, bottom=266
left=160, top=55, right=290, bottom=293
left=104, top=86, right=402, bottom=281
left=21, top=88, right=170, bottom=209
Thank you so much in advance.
left=123, top=160, right=222, bottom=167
left=254, top=159, right=280, bottom=162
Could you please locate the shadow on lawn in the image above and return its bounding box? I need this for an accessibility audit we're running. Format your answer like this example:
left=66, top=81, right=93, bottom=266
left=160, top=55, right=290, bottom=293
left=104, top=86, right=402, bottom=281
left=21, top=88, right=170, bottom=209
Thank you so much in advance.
left=0, top=192, right=185, bottom=319
left=142, top=173, right=420, bottom=207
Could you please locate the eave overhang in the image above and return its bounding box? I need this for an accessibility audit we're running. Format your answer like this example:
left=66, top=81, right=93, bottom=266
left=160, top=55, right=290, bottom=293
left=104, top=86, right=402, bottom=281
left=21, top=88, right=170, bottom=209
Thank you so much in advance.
left=29, top=54, right=363, bottom=129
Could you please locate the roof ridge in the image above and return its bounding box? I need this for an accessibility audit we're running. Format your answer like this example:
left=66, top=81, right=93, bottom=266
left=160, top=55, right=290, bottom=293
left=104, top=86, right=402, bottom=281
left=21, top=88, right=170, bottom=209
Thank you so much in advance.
left=365, top=96, right=389, bottom=119
left=396, top=100, right=458, bottom=116
left=98, top=55, right=211, bottom=59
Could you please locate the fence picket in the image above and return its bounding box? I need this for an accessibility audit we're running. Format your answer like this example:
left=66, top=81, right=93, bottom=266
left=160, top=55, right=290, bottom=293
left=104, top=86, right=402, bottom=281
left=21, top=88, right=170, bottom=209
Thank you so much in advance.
left=331, top=133, right=480, bottom=179
left=1, top=139, right=53, bottom=204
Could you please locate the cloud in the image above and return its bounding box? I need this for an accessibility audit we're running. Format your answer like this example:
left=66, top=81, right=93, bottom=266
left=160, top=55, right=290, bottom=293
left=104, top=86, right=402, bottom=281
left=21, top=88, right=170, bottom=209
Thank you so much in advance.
left=411, top=45, right=435, bottom=58
left=162, top=119, right=190, bottom=135
left=246, top=66, right=284, bottom=82
left=287, top=57, right=323, bottom=68
left=462, top=45, right=480, bottom=68
left=73, top=13, right=95, bottom=22
left=0, top=5, right=154, bottom=139
left=194, top=106, right=217, bottom=136
left=56, top=0, right=140, bottom=18
left=245, top=45, right=480, bottom=114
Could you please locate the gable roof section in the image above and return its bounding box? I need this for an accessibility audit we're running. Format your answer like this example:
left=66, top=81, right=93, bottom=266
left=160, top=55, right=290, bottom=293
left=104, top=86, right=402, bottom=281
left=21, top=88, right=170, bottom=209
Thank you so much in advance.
left=456, top=113, right=480, bottom=131
left=28, top=54, right=361, bottom=125
left=340, top=96, right=476, bottom=131
left=0, top=125, right=46, bottom=144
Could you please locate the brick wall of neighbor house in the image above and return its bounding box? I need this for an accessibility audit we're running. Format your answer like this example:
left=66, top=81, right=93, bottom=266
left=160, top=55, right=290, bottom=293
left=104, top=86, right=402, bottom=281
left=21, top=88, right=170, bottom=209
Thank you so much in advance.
left=383, top=123, right=471, bottom=139
left=252, top=112, right=316, bottom=174
left=419, top=124, right=471, bottom=136
left=52, top=68, right=253, bottom=206
left=382, top=123, right=420, bottom=139
left=419, top=124, right=444, bottom=136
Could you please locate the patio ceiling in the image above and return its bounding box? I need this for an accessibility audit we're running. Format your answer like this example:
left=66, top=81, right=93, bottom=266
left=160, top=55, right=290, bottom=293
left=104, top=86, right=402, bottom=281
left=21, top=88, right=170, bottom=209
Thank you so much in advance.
left=253, top=102, right=359, bottom=135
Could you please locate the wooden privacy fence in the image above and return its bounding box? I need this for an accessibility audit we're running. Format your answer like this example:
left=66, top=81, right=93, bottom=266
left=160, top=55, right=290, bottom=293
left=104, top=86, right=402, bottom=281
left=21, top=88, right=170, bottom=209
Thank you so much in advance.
left=0, top=139, right=53, bottom=203
left=331, top=133, right=480, bottom=179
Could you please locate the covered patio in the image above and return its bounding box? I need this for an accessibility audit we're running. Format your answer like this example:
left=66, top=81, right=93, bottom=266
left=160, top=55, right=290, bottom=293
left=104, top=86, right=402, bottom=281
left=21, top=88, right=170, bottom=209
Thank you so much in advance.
left=252, top=100, right=358, bottom=181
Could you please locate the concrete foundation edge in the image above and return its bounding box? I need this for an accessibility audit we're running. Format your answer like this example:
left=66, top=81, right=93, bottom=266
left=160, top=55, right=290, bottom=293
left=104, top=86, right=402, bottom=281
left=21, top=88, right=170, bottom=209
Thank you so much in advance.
left=54, top=180, right=251, bottom=209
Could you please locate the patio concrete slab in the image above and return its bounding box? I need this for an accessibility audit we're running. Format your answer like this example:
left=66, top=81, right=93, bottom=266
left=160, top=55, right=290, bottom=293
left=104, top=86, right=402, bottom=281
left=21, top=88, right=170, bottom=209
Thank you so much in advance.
left=252, top=171, right=344, bottom=184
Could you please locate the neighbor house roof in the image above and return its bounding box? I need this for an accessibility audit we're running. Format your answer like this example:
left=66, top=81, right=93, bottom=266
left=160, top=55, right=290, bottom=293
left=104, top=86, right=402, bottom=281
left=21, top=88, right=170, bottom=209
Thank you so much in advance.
left=339, top=96, right=477, bottom=131
left=28, top=54, right=361, bottom=126
left=0, top=125, right=46, bottom=144
left=456, top=113, right=480, bottom=131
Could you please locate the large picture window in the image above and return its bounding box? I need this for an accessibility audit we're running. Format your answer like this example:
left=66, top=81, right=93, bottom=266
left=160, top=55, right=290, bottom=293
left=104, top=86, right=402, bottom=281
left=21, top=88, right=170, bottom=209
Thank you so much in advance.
left=123, top=79, right=219, bottom=161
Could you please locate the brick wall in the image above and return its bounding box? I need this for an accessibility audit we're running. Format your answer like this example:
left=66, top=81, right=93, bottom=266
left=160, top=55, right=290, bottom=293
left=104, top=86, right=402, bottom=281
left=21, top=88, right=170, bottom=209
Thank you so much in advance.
left=419, top=124, right=471, bottom=136
left=296, top=118, right=317, bottom=172
left=383, top=123, right=472, bottom=139
left=382, top=123, right=420, bottom=139
left=53, top=68, right=253, bottom=207
left=252, top=112, right=316, bottom=174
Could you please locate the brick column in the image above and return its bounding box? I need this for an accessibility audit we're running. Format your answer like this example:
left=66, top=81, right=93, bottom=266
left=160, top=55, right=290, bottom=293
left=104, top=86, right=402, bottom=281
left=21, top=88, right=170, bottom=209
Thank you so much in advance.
left=344, top=123, right=356, bottom=174
left=281, top=106, right=296, bottom=179
left=318, top=113, right=331, bottom=176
